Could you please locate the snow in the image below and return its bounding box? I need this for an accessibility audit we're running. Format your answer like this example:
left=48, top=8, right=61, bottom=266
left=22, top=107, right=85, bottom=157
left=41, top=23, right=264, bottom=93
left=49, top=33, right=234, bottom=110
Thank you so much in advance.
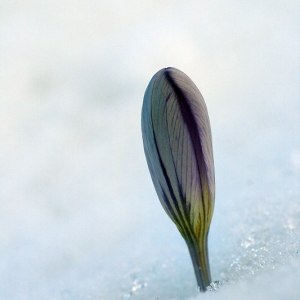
left=0, top=1, right=299, bottom=299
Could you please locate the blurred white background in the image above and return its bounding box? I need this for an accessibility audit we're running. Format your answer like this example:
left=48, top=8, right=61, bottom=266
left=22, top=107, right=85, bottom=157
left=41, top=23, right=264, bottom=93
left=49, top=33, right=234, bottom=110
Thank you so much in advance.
left=0, top=1, right=299, bottom=299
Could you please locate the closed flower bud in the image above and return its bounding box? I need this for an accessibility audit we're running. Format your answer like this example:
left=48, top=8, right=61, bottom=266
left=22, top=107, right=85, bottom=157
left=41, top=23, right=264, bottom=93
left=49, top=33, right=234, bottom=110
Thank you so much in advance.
left=141, top=67, right=215, bottom=292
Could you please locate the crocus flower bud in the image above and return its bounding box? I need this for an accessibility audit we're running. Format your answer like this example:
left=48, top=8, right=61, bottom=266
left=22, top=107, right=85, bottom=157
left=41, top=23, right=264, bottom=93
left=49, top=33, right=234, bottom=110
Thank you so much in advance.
left=141, top=67, right=215, bottom=292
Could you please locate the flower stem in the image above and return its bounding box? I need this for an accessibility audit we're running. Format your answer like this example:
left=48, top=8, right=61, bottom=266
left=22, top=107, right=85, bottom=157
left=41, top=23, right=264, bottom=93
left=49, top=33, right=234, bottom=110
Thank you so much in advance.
left=186, top=235, right=211, bottom=292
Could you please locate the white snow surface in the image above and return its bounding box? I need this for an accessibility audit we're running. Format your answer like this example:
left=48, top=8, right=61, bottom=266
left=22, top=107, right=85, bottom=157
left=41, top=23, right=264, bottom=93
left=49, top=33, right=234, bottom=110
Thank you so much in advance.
left=0, top=1, right=299, bottom=299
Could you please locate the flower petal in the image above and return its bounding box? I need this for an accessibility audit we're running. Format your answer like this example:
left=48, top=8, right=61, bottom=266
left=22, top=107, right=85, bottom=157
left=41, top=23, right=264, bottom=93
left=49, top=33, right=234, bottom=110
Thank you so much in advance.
left=141, top=67, right=215, bottom=291
left=142, top=67, right=215, bottom=238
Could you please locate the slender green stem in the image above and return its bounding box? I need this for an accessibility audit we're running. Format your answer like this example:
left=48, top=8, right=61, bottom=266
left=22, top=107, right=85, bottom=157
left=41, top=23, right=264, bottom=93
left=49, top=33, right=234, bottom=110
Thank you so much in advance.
left=186, top=235, right=211, bottom=292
